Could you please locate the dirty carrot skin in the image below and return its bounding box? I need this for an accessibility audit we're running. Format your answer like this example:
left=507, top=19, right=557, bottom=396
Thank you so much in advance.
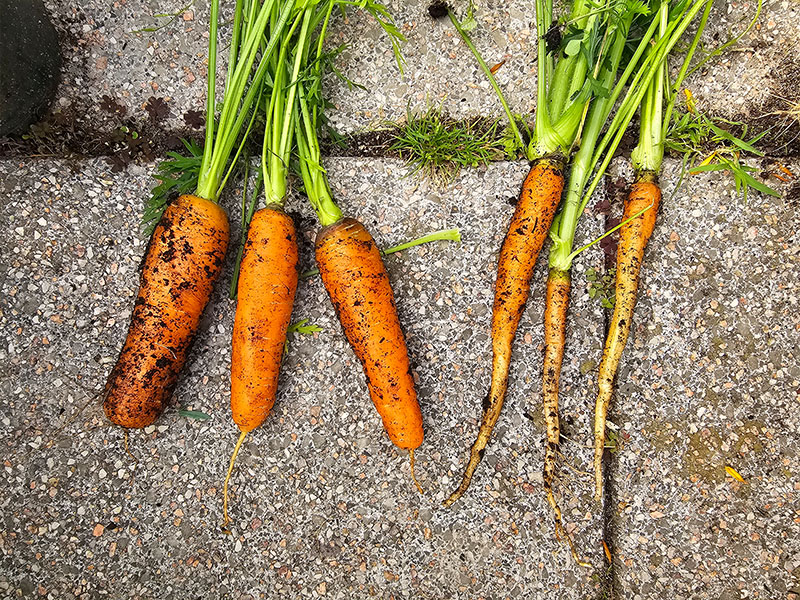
left=593, top=175, right=661, bottom=496
left=104, top=195, right=229, bottom=428
left=231, top=207, right=299, bottom=432
left=442, top=157, right=564, bottom=507
left=541, top=268, right=588, bottom=566
left=441, top=0, right=605, bottom=506
left=590, top=0, right=713, bottom=500
left=221, top=2, right=317, bottom=531
left=316, top=217, right=424, bottom=451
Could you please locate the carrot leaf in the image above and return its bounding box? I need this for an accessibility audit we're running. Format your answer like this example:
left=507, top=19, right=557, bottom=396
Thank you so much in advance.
left=284, top=319, right=323, bottom=355
left=142, top=138, right=203, bottom=235
left=178, top=409, right=212, bottom=421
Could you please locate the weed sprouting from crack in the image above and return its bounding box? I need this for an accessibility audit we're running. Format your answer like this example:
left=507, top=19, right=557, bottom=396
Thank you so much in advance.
left=389, top=106, right=515, bottom=186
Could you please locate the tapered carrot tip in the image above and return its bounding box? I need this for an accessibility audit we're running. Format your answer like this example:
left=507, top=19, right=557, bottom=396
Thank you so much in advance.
left=556, top=522, right=592, bottom=568
left=409, top=448, right=424, bottom=495
left=122, top=430, right=138, bottom=464
left=221, top=430, right=248, bottom=535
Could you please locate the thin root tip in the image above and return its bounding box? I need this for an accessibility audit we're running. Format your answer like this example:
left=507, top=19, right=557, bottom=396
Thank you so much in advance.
left=409, top=449, right=425, bottom=495
left=441, top=489, right=462, bottom=508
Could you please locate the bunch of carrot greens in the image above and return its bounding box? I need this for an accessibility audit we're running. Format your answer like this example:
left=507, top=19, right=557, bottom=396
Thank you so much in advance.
left=438, top=0, right=718, bottom=565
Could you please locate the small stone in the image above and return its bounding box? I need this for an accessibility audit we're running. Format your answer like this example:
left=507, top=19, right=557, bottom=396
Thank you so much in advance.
left=92, top=524, right=104, bottom=537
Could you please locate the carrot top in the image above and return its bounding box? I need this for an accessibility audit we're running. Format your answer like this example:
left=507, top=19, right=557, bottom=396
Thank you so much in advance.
left=195, top=0, right=296, bottom=203
left=292, top=1, right=405, bottom=226
left=548, top=0, right=715, bottom=274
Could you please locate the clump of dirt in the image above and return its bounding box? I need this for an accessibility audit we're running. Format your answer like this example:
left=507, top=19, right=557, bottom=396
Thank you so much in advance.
left=0, top=100, right=203, bottom=170
left=0, top=5, right=204, bottom=168
left=323, top=128, right=402, bottom=158
left=786, top=180, right=800, bottom=206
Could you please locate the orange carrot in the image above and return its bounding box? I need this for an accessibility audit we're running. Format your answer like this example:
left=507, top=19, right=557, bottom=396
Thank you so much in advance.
left=316, top=217, right=424, bottom=489
left=222, top=206, right=298, bottom=531
left=443, top=157, right=565, bottom=507
left=593, top=174, right=660, bottom=499
left=103, top=194, right=229, bottom=428
left=230, top=207, right=299, bottom=432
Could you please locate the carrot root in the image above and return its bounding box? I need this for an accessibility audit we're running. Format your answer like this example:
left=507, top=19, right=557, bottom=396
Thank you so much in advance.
left=221, top=430, right=248, bottom=535
left=444, top=157, right=565, bottom=508
left=104, top=194, right=229, bottom=428
left=541, top=268, right=589, bottom=566
left=122, top=430, right=138, bottom=464
left=316, top=217, right=424, bottom=452
left=593, top=176, right=661, bottom=501
left=409, top=448, right=424, bottom=495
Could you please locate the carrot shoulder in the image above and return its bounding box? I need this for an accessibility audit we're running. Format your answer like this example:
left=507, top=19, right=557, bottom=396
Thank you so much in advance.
left=594, top=176, right=660, bottom=499
left=104, top=194, right=230, bottom=428
left=315, top=217, right=423, bottom=450
left=443, top=157, right=564, bottom=507
left=231, top=207, right=299, bottom=432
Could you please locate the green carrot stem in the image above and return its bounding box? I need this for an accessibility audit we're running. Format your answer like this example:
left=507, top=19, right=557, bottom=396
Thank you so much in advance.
left=549, top=13, right=632, bottom=272
left=446, top=8, right=525, bottom=155
left=578, top=0, right=714, bottom=213
left=198, top=0, right=219, bottom=186
left=300, top=228, right=462, bottom=279
left=632, top=4, right=669, bottom=173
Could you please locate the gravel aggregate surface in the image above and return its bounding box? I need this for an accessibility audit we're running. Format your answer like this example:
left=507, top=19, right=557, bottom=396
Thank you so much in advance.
left=2, top=0, right=800, bottom=598
left=604, top=158, right=800, bottom=599
left=35, top=0, right=800, bottom=141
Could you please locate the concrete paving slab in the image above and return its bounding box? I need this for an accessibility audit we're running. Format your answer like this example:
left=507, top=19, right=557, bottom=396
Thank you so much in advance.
left=603, top=158, right=800, bottom=599
left=0, top=157, right=607, bottom=599
left=35, top=1, right=800, bottom=143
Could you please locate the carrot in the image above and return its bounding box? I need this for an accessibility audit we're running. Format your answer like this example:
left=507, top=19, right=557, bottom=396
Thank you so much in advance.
left=230, top=207, right=299, bottom=432
left=221, top=1, right=318, bottom=530
left=541, top=268, right=588, bottom=566
left=316, top=217, right=424, bottom=455
left=290, top=3, right=421, bottom=490
left=593, top=176, right=660, bottom=496
left=104, top=0, right=294, bottom=431
left=103, top=194, right=229, bottom=428
left=588, top=0, right=714, bottom=500
left=222, top=207, right=298, bottom=531
left=442, top=158, right=564, bottom=507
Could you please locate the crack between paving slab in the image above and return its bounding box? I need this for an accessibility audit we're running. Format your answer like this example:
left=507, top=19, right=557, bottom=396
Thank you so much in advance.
left=3, top=120, right=800, bottom=164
